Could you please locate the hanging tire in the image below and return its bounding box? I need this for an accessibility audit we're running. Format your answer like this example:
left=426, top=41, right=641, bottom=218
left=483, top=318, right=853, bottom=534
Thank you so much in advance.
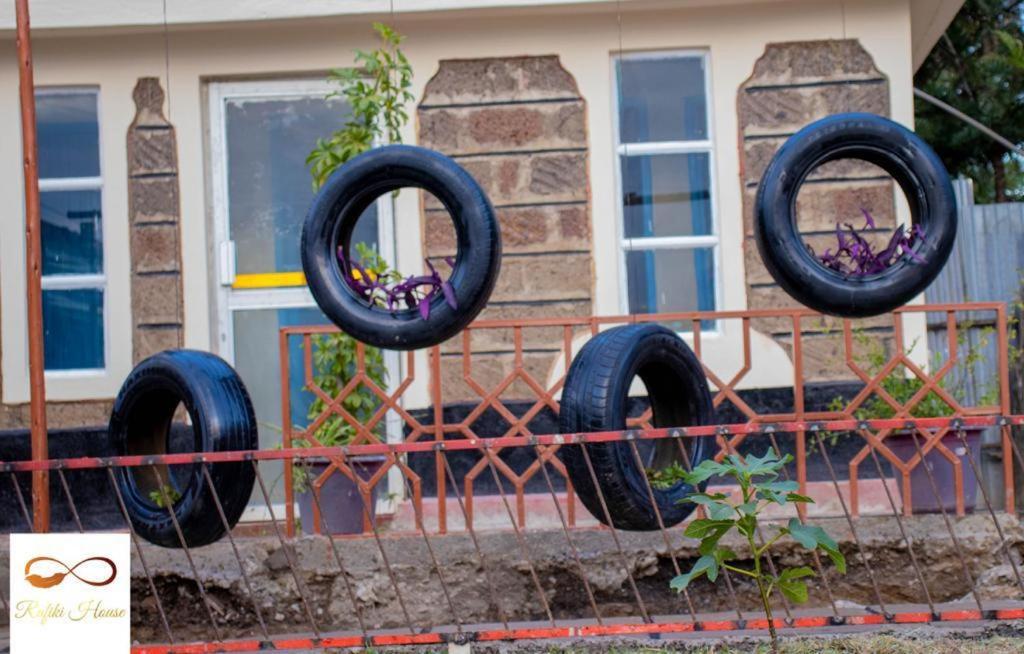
left=557, top=324, right=716, bottom=531
left=110, top=350, right=258, bottom=548
left=754, top=112, right=957, bottom=317
left=302, top=145, right=502, bottom=350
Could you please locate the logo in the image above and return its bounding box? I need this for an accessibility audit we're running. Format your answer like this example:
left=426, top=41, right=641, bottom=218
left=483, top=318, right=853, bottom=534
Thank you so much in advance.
left=24, top=556, right=118, bottom=589
left=10, top=534, right=130, bottom=653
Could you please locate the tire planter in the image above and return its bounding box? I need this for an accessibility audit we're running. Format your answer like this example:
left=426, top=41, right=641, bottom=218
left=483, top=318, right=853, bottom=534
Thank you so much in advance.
left=302, top=144, right=502, bottom=350
left=754, top=113, right=957, bottom=317
left=557, top=324, right=715, bottom=531
left=297, top=456, right=385, bottom=535
left=110, top=350, right=258, bottom=548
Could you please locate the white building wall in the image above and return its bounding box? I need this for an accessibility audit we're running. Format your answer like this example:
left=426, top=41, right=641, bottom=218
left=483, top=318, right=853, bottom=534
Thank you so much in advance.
left=0, top=0, right=918, bottom=405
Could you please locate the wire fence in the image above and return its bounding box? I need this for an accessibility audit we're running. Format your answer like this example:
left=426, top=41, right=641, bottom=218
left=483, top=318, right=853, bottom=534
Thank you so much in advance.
left=6, top=301, right=1024, bottom=651
left=5, top=415, right=1024, bottom=651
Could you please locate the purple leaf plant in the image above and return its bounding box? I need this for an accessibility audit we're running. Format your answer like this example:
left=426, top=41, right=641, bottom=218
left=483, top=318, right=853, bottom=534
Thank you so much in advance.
left=339, top=246, right=457, bottom=320
left=813, top=208, right=926, bottom=276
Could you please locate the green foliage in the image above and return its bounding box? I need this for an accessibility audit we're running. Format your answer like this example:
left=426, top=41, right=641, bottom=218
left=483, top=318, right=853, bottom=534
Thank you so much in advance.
left=306, top=22, right=414, bottom=190
left=305, top=244, right=392, bottom=445
left=294, top=22, right=413, bottom=490
left=821, top=326, right=1002, bottom=447
left=667, top=449, right=845, bottom=653
left=291, top=243, right=392, bottom=493
left=819, top=327, right=1003, bottom=450
left=148, top=484, right=181, bottom=509
left=646, top=461, right=689, bottom=490
left=914, top=0, right=1024, bottom=202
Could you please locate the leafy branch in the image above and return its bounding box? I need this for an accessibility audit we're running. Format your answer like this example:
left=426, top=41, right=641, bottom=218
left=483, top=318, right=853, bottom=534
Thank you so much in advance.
left=307, top=22, right=414, bottom=190
left=669, top=449, right=846, bottom=653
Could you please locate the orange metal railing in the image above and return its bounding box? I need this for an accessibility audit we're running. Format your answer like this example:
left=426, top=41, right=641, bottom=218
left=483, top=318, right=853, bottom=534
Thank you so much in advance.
left=279, top=301, right=1016, bottom=535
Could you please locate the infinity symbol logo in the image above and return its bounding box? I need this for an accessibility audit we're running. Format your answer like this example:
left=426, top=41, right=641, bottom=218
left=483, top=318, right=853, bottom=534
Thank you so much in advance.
left=24, top=556, right=118, bottom=589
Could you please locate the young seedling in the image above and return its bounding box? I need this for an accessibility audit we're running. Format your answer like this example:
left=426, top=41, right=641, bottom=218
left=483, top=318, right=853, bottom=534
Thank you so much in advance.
left=669, top=448, right=846, bottom=654
left=149, top=483, right=182, bottom=509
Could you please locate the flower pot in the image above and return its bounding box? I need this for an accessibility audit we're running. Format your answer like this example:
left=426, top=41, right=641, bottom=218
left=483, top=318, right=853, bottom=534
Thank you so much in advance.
left=885, top=428, right=983, bottom=513
left=297, top=455, right=386, bottom=535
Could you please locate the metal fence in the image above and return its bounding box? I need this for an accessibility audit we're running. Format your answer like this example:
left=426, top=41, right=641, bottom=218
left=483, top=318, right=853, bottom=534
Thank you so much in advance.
left=7, top=410, right=1024, bottom=651
left=279, top=302, right=1016, bottom=534
left=926, top=179, right=1024, bottom=500
left=7, top=302, right=1024, bottom=651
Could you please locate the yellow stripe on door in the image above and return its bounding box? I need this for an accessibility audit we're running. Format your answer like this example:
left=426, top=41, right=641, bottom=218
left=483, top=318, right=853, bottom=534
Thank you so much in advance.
left=232, top=272, right=306, bottom=289
left=232, top=268, right=374, bottom=290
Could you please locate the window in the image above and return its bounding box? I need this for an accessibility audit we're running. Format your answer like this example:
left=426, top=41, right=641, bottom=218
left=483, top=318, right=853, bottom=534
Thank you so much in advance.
left=36, top=89, right=105, bottom=371
left=614, top=53, right=717, bottom=329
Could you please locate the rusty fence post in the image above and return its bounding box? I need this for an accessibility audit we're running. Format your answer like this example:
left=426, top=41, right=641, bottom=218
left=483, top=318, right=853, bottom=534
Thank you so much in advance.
left=15, top=0, right=49, bottom=533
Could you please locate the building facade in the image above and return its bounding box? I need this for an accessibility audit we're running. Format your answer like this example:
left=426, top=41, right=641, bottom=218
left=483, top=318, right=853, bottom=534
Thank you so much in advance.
left=0, top=0, right=962, bottom=441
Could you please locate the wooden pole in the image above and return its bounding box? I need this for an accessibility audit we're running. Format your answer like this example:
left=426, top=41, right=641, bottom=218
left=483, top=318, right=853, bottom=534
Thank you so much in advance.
left=15, top=0, right=49, bottom=533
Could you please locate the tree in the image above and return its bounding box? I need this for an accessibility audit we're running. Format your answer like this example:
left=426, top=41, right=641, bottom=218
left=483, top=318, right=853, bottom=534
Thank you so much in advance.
left=914, top=0, right=1024, bottom=202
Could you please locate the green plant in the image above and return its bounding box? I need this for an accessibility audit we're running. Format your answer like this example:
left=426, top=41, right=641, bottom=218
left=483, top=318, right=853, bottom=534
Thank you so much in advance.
left=292, top=22, right=413, bottom=492
left=306, top=22, right=414, bottom=190
left=149, top=484, right=181, bottom=509
left=822, top=326, right=1001, bottom=447
left=293, top=245, right=391, bottom=493
left=668, top=449, right=846, bottom=654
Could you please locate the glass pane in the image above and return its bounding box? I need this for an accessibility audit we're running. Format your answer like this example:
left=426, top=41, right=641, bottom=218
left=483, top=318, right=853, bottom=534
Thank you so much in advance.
left=231, top=306, right=338, bottom=506
left=617, top=56, right=707, bottom=143
left=41, top=190, right=102, bottom=275
left=626, top=247, right=715, bottom=329
left=622, top=153, right=712, bottom=238
left=43, top=289, right=104, bottom=370
left=225, top=94, right=378, bottom=276
left=36, top=91, right=100, bottom=179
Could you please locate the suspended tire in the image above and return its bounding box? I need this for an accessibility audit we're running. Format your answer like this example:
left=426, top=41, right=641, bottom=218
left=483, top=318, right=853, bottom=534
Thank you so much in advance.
left=754, top=112, right=957, bottom=317
left=110, top=350, right=258, bottom=548
left=302, top=145, right=502, bottom=350
left=557, top=324, right=716, bottom=531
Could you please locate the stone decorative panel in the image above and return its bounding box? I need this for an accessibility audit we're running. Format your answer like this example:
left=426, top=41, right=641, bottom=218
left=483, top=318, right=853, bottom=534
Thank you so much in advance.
left=738, top=40, right=894, bottom=381
left=0, top=401, right=113, bottom=431
left=419, top=56, right=592, bottom=401
left=126, top=78, right=184, bottom=363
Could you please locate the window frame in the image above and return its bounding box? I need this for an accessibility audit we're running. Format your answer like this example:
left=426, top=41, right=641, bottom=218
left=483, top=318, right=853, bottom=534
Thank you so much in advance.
left=611, top=50, right=721, bottom=332
left=36, top=86, right=108, bottom=376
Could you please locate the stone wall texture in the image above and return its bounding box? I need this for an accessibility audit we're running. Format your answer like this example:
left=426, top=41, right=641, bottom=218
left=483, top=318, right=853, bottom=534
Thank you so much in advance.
left=418, top=56, right=592, bottom=402
left=127, top=78, right=184, bottom=363
left=738, top=40, right=896, bottom=380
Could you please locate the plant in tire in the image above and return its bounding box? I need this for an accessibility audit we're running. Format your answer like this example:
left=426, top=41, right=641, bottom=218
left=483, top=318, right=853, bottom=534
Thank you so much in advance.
left=299, top=23, right=404, bottom=455
left=668, top=449, right=846, bottom=654
left=754, top=112, right=956, bottom=318
left=301, top=23, right=501, bottom=350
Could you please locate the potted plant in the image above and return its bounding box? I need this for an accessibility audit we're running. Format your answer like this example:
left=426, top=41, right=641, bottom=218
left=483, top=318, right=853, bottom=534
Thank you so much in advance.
left=292, top=243, right=392, bottom=535
left=828, top=329, right=996, bottom=513
left=292, top=23, right=411, bottom=534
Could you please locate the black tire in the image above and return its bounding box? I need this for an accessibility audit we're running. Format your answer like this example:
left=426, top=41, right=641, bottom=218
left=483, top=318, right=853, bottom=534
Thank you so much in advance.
left=754, top=113, right=956, bottom=317
left=110, top=350, right=257, bottom=548
left=302, top=145, right=502, bottom=350
left=558, top=324, right=716, bottom=531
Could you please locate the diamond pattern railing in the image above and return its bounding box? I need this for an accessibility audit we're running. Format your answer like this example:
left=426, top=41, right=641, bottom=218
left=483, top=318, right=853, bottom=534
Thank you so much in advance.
left=279, top=302, right=1015, bottom=534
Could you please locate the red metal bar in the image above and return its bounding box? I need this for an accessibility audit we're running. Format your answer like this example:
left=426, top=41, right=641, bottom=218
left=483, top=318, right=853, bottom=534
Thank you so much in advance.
left=129, top=606, right=1024, bottom=653
left=15, top=0, right=49, bottom=533
left=3, top=415, right=1020, bottom=473
left=280, top=329, right=295, bottom=538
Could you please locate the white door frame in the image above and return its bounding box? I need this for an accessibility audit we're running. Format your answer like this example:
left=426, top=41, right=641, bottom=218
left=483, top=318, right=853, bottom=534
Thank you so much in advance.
left=207, top=78, right=404, bottom=518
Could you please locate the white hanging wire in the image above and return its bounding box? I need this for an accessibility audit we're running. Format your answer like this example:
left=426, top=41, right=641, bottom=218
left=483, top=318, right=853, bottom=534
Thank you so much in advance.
left=160, top=0, right=183, bottom=347
left=162, top=0, right=172, bottom=117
